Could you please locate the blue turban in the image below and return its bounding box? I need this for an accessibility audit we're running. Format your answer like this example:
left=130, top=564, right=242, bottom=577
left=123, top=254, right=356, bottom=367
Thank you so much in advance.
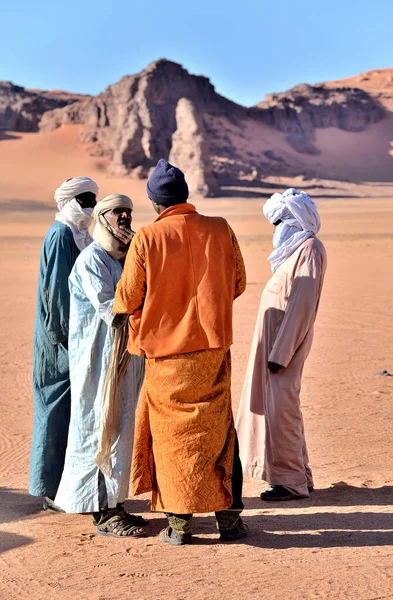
left=147, top=159, right=189, bottom=206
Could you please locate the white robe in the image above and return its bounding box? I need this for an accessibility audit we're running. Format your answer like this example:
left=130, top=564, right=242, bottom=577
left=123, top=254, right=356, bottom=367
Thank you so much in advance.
left=55, top=242, right=144, bottom=513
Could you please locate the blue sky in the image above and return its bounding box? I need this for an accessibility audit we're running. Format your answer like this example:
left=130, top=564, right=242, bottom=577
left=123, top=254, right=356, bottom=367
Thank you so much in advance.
left=2, top=0, right=392, bottom=106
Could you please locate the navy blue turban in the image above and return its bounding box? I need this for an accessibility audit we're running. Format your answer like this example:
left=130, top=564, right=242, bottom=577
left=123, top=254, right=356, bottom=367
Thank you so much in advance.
left=147, top=159, right=189, bottom=207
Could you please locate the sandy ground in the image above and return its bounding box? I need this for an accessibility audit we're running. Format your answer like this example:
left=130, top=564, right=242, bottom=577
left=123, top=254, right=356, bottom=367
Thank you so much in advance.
left=0, top=129, right=393, bottom=599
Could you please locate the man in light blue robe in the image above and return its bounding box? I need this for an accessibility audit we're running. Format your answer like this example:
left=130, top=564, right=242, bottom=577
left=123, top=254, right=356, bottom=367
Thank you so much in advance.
left=55, top=194, right=145, bottom=538
left=29, top=177, right=99, bottom=506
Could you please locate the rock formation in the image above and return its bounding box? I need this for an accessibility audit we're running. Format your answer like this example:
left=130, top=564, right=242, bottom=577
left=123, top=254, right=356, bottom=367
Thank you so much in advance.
left=1, top=62, right=391, bottom=192
left=169, top=98, right=219, bottom=196
left=255, top=83, right=385, bottom=154
left=0, top=81, right=88, bottom=132
left=39, top=59, right=239, bottom=195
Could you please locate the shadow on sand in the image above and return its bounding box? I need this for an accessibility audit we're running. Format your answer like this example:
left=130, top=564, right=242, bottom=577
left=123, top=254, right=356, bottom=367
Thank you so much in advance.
left=2, top=484, right=392, bottom=550
left=142, top=483, right=393, bottom=548
left=0, top=199, right=53, bottom=213
left=243, top=482, right=393, bottom=509
left=0, top=488, right=40, bottom=554
left=220, top=186, right=366, bottom=200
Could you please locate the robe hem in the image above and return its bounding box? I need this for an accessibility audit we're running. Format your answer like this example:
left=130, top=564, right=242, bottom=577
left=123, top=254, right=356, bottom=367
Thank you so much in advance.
left=243, top=464, right=265, bottom=480
left=152, top=500, right=233, bottom=514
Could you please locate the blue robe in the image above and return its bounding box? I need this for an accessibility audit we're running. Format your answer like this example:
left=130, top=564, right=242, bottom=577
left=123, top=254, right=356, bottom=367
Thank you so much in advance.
left=29, top=221, right=80, bottom=497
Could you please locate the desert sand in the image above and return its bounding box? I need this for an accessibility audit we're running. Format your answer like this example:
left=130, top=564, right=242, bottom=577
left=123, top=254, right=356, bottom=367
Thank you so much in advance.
left=0, top=126, right=393, bottom=600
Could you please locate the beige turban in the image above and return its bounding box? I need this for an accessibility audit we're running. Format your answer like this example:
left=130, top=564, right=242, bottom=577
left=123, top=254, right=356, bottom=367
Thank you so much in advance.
left=92, top=193, right=134, bottom=261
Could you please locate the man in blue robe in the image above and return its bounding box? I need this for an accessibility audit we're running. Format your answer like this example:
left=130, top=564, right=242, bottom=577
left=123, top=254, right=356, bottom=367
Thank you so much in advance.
left=29, top=176, right=99, bottom=508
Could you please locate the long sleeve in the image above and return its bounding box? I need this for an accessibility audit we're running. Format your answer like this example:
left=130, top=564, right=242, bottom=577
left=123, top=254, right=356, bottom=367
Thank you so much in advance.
left=76, top=253, right=117, bottom=326
left=42, top=230, right=75, bottom=345
left=268, top=248, right=324, bottom=368
left=113, top=232, right=147, bottom=315
left=229, top=227, right=246, bottom=299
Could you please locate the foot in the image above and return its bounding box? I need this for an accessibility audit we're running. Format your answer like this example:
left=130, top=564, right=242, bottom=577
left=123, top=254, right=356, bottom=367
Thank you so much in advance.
left=308, top=486, right=314, bottom=493
left=116, top=503, right=149, bottom=526
left=92, top=509, right=148, bottom=527
left=260, top=485, right=308, bottom=501
left=219, top=518, right=249, bottom=542
left=159, top=526, right=192, bottom=546
left=96, top=509, right=145, bottom=538
left=43, top=497, right=65, bottom=513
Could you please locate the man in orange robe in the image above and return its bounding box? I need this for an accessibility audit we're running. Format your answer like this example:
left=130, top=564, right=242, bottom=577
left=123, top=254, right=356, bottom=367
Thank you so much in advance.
left=113, top=159, right=248, bottom=545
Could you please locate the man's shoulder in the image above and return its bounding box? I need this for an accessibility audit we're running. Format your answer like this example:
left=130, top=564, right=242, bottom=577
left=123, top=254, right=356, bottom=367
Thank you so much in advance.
left=197, top=213, right=229, bottom=226
left=45, top=221, right=74, bottom=244
left=74, top=241, right=109, bottom=269
left=139, top=212, right=229, bottom=235
left=300, top=236, right=326, bottom=258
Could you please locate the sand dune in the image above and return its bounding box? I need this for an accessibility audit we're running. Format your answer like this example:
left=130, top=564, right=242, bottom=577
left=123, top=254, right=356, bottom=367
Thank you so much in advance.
left=0, top=125, right=147, bottom=205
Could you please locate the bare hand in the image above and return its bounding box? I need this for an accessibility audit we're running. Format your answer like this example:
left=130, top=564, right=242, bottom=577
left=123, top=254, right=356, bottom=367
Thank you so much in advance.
left=113, top=226, right=134, bottom=246
left=268, top=361, right=284, bottom=374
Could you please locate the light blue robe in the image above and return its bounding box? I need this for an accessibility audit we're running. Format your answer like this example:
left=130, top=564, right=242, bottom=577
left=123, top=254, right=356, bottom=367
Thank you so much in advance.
left=55, top=242, right=145, bottom=513
left=29, top=221, right=79, bottom=498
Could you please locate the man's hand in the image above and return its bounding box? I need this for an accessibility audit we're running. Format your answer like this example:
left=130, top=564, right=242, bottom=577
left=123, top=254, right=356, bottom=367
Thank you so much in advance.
left=113, top=226, right=134, bottom=246
left=268, top=361, right=284, bottom=374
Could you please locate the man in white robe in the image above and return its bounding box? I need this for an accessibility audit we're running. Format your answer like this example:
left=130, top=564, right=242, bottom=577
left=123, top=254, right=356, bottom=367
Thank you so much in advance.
left=236, top=188, right=327, bottom=500
left=55, top=194, right=146, bottom=537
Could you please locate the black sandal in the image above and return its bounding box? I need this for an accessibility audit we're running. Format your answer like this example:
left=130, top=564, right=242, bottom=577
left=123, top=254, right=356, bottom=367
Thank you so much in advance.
left=260, top=485, right=304, bottom=501
left=219, top=518, right=249, bottom=542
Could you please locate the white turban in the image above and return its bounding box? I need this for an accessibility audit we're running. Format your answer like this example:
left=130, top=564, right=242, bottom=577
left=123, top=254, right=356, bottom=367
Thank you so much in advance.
left=54, top=176, right=99, bottom=252
left=263, top=188, right=321, bottom=272
left=263, top=188, right=320, bottom=233
left=54, top=176, right=99, bottom=210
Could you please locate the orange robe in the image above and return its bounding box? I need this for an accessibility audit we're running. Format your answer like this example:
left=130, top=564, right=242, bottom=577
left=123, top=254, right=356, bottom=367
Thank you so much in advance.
left=114, top=203, right=246, bottom=513
left=236, top=237, right=326, bottom=497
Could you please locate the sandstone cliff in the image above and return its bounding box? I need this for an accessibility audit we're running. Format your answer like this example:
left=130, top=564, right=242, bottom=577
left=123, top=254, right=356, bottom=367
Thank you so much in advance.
left=2, top=62, right=392, bottom=191
left=40, top=59, right=243, bottom=195
left=255, top=83, right=385, bottom=154
left=0, top=82, right=88, bottom=132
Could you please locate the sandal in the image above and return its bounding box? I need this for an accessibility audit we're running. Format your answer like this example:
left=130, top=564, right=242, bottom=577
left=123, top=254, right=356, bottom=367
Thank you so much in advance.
left=96, top=511, right=145, bottom=538
left=92, top=509, right=148, bottom=527
left=116, top=503, right=149, bottom=526
left=219, top=518, right=249, bottom=542
left=159, top=526, right=192, bottom=546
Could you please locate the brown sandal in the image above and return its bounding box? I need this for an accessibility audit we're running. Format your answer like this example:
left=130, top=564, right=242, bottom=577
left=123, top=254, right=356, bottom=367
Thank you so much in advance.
left=159, top=526, right=192, bottom=546
left=97, top=512, right=145, bottom=538
left=92, top=509, right=148, bottom=527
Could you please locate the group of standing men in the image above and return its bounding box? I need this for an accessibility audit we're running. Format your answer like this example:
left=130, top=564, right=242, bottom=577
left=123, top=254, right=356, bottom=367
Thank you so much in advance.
left=29, top=159, right=326, bottom=545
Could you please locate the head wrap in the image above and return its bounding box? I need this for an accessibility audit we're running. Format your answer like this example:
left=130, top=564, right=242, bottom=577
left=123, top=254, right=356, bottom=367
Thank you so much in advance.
left=54, top=176, right=99, bottom=252
left=263, top=188, right=321, bottom=272
left=92, top=193, right=134, bottom=261
left=54, top=176, right=99, bottom=210
left=147, top=158, right=189, bottom=207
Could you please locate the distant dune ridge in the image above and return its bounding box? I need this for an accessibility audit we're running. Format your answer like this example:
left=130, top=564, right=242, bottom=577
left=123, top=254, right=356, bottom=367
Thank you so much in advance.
left=1, top=60, right=393, bottom=195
